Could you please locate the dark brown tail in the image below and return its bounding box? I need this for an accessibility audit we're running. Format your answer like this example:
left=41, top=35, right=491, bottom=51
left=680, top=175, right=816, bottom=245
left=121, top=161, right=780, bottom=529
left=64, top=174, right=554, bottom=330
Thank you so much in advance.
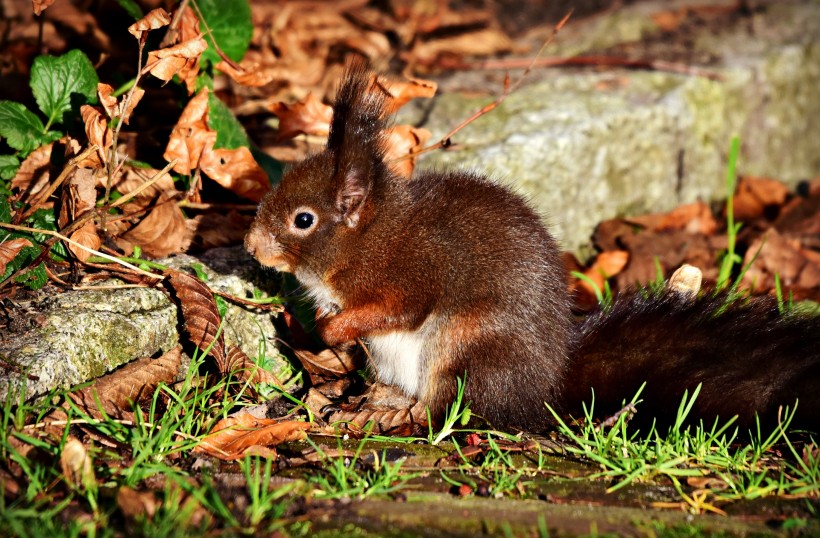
left=567, top=291, right=820, bottom=432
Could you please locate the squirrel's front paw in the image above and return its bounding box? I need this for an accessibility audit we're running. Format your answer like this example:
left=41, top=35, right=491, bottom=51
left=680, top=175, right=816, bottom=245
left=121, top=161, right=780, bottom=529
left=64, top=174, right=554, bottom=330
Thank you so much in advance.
left=316, top=314, right=359, bottom=347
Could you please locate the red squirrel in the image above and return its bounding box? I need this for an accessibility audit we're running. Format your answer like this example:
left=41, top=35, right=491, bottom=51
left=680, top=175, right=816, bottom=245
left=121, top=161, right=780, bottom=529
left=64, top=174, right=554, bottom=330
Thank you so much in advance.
left=245, top=63, right=820, bottom=432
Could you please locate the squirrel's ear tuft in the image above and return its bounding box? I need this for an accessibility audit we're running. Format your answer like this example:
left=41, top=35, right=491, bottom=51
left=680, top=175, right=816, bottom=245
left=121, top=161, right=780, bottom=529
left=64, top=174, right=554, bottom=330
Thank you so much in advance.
left=328, top=58, right=388, bottom=162
left=336, top=168, right=370, bottom=228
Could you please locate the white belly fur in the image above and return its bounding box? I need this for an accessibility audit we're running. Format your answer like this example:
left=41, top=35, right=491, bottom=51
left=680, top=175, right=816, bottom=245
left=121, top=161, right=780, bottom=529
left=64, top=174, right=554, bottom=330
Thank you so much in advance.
left=367, top=330, right=426, bottom=397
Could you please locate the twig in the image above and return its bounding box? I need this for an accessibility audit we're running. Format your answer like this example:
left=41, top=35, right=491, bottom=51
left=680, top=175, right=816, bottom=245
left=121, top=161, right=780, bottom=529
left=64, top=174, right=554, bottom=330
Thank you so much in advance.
left=393, top=10, right=573, bottom=164
left=443, top=55, right=722, bottom=81
left=15, top=146, right=99, bottom=224
left=0, top=223, right=163, bottom=281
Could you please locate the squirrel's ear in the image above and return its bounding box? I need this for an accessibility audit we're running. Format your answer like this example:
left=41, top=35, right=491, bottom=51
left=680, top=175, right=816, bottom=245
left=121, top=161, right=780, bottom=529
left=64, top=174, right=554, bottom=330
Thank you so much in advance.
left=336, top=168, right=370, bottom=228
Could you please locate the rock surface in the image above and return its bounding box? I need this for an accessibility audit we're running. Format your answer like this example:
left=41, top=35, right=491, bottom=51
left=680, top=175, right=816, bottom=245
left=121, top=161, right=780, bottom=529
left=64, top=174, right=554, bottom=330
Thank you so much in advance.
left=404, top=0, right=820, bottom=254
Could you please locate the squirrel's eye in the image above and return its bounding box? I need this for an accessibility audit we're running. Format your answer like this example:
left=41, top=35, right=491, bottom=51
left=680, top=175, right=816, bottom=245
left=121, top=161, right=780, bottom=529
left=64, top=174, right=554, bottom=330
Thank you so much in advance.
left=293, top=212, right=315, bottom=230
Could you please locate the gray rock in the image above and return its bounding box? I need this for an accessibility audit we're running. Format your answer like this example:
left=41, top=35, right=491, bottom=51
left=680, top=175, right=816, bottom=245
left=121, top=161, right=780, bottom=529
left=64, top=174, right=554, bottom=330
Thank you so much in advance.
left=405, top=1, right=820, bottom=254
left=0, top=246, right=290, bottom=401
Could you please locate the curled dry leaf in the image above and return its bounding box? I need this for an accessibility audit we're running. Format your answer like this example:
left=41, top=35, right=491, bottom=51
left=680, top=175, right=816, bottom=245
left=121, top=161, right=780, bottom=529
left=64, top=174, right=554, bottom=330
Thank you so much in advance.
left=199, top=146, right=270, bottom=203
left=115, top=195, right=190, bottom=257
left=294, top=347, right=361, bottom=379
left=193, top=414, right=310, bottom=461
left=32, top=0, right=57, bottom=16
left=216, top=60, right=275, bottom=87
left=375, top=75, right=437, bottom=113
left=98, top=83, right=144, bottom=124
left=385, top=125, right=431, bottom=178
left=128, top=8, right=171, bottom=40
left=80, top=105, right=112, bottom=169
left=59, top=168, right=100, bottom=262
left=269, top=92, right=333, bottom=141
left=0, top=238, right=33, bottom=275
left=733, top=176, right=790, bottom=221
left=60, top=437, right=95, bottom=490
left=576, top=249, right=630, bottom=298
left=329, top=400, right=427, bottom=435
left=11, top=142, right=53, bottom=199
left=165, top=269, right=226, bottom=369
left=165, top=89, right=212, bottom=175
left=625, top=201, right=718, bottom=235
left=146, top=35, right=207, bottom=85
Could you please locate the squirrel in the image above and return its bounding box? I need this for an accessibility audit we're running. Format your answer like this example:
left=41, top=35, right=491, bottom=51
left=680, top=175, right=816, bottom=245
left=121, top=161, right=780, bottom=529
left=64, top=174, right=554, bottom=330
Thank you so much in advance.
left=245, top=62, right=820, bottom=433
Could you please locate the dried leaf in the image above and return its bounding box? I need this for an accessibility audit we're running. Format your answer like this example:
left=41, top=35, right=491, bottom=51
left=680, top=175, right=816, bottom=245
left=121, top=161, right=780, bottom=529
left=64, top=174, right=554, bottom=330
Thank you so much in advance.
left=128, top=8, right=171, bottom=40
left=11, top=142, right=53, bottom=198
left=185, top=211, right=254, bottom=250
left=98, top=83, right=144, bottom=124
left=625, top=201, right=717, bottom=235
left=193, top=414, right=309, bottom=460
left=164, top=89, right=213, bottom=175
left=295, top=347, right=360, bottom=379
left=67, top=346, right=183, bottom=420
left=116, top=196, right=190, bottom=257
left=733, top=176, right=790, bottom=221
left=329, top=400, right=427, bottom=435
left=60, top=437, right=95, bottom=490
left=199, top=146, right=270, bottom=202
left=0, top=238, right=33, bottom=275
left=269, top=93, right=333, bottom=141
left=32, top=0, right=57, bottom=16
left=384, top=125, right=431, bottom=177
left=226, top=344, right=283, bottom=389
left=80, top=105, right=112, bottom=168
left=165, top=270, right=226, bottom=369
left=117, top=486, right=159, bottom=520
left=58, top=168, right=100, bottom=262
left=408, top=27, right=513, bottom=66
left=215, top=60, right=275, bottom=87
left=146, top=36, right=207, bottom=84
left=376, top=75, right=437, bottom=113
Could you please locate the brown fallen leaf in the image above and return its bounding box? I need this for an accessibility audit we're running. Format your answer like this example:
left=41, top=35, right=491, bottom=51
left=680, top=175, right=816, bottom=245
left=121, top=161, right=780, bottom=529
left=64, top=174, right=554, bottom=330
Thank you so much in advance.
left=165, top=269, right=226, bottom=370
left=625, top=201, right=717, bottom=235
left=572, top=250, right=629, bottom=304
left=11, top=142, right=53, bottom=199
left=733, top=176, right=790, bottom=222
left=80, top=105, right=112, bottom=169
left=146, top=35, right=208, bottom=86
left=215, top=59, right=275, bottom=87
left=59, top=168, right=100, bottom=262
left=384, top=125, right=431, bottom=178
left=115, top=195, right=190, bottom=257
left=32, top=0, right=56, bottom=16
left=60, top=437, right=95, bottom=490
left=269, top=92, right=333, bottom=141
left=225, top=344, right=283, bottom=390
left=376, top=75, right=437, bottom=113
left=128, top=7, right=171, bottom=41
left=67, top=346, right=183, bottom=421
left=0, top=238, right=33, bottom=275
left=98, top=83, right=144, bottom=125
left=199, top=146, right=270, bottom=202
left=742, top=228, right=819, bottom=292
left=193, top=414, right=309, bottom=460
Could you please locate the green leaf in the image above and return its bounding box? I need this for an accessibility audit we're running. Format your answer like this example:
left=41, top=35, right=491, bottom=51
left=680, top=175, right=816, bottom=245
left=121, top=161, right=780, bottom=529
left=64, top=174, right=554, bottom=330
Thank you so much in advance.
left=0, top=154, right=20, bottom=180
left=14, top=263, right=48, bottom=290
left=30, top=50, right=99, bottom=128
left=0, top=101, right=49, bottom=154
left=207, top=92, right=249, bottom=149
left=197, top=0, right=252, bottom=66
left=113, top=0, right=143, bottom=20
left=0, top=196, right=11, bottom=223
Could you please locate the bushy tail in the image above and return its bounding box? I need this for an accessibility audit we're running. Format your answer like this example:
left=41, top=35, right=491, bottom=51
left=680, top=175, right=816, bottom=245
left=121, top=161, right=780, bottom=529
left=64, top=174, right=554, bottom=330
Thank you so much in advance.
left=566, top=290, right=820, bottom=432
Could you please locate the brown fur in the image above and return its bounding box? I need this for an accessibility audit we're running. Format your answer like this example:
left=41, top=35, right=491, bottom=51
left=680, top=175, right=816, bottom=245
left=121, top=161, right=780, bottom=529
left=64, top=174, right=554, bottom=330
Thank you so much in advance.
left=247, top=63, right=820, bottom=433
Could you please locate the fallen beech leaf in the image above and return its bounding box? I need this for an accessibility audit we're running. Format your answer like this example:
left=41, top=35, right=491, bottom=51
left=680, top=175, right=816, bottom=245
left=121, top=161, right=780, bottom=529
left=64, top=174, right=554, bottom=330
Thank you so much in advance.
left=329, top=402, right=426, bottom=436
left=376, top=75, right=437, bottom=113
left=128, top=8, right=171, bottom=40
left=733, top=177, right=790, bottom=221
left=625, top=201, right=717, bottom=235
left=226, top=344, right=283, bottom=389
left=185, top=211, right=255, bottom=250
left=408, top=27, right=513, bottom=67
left=11, top=142, right=53, bottom=198
left=269, top=93, right=333, bottom=141
left=199, top=146, right=269, bottom=202
left=165, top=269, right=226, bottom=370
left=146, top=36, right=207, bottom=84
left=32, top=0, right=56, bottom=16
left=384, top=125, right=431, bottom=177
left=742, top=228, right=818, bottom=291
left=67, top=346, right=183, bottom=420
left=59, top=168, right=99, bottom=261
left=116, top=196, right=189, bottom=257
left=67, top=221, right=101, bottom=262
left=577, top=250, right=629, bottom=296
left=294, top=347, right=360, bottom=378
left=117, top=486, right=159, bottom=520
left=193, top=414, right=309, bottom=460
left=215, top=60, right=275, bottom=87
left=98, top=83, right=144, bottom=124
left=0, top=238, right=33, bottom=274
left=80, top=105, right=112, bottom=168
left=164, top=89, right=212, bottom=175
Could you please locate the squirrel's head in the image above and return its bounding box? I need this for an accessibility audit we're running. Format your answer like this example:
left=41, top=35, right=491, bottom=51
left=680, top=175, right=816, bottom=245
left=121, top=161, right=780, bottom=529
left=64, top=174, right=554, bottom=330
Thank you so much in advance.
left=245, top=60, right=389, bottom=275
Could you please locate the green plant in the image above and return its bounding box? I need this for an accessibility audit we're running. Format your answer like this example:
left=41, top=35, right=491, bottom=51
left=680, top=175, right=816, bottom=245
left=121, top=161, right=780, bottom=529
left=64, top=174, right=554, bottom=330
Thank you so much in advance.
left=428, top=375, right=472, bottom=445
